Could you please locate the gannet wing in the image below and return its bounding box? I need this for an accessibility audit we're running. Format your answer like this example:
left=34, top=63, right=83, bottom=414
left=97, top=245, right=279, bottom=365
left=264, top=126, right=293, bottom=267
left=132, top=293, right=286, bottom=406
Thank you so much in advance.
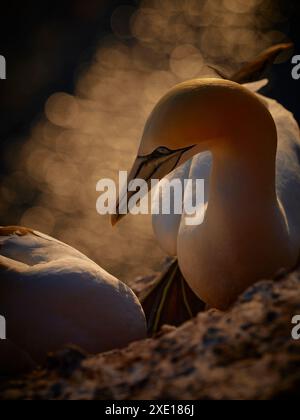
left=152, top=160, right=192, bottom=256
left=0, top=226, right=94, bottom=267
left=152, top=151, right=212, bottom=256
left=261, top=97, right=300, bottom=251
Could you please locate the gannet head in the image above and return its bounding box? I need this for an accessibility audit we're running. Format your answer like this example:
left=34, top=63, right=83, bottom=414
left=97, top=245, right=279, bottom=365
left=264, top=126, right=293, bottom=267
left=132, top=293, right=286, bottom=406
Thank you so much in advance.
left=112, top=78, right=272, bottom=225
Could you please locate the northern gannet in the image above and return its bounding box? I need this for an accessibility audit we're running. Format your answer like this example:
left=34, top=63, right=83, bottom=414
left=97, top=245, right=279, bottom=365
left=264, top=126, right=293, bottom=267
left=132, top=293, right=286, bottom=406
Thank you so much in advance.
left=113, top=54, right=300, bottom=333
left=0, top=227, right=146, bottom=374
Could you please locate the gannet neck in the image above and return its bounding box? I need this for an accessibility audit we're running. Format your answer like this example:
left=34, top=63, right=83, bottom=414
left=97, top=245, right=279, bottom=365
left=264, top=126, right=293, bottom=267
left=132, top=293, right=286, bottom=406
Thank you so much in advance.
left=208, top=121, right=278, bottom=216
left=204, top=123, right=288, bottom=259
left=178, top=100, right=295, bottom=310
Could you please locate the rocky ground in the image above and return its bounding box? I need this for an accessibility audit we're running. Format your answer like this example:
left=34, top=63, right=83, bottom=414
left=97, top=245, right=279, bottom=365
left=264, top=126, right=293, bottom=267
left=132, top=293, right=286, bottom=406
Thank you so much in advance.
left=1, top=263, right=300, bottom=400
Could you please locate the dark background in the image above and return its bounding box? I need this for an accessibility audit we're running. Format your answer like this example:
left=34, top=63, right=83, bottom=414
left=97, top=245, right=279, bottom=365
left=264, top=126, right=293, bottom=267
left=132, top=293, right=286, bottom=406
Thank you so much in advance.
left=0, top=0, right=300, bottom=174
left=0, top=1, right=138, bottom=151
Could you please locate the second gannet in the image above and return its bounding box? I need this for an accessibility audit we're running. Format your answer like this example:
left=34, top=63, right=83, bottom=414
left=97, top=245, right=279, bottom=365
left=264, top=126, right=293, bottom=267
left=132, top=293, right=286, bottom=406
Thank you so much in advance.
left=113, top=74, right=300, bottom=333
left=0, top=227, right=146, bottom=374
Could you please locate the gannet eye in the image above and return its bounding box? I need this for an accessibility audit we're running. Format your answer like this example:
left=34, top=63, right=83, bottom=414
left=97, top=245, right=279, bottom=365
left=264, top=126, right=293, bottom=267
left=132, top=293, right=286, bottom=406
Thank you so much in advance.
left=156, top=147, right=172, bottom=156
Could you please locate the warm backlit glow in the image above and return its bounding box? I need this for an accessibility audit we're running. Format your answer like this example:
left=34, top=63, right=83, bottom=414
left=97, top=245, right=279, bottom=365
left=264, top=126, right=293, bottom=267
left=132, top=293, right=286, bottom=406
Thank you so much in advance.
left=1, top=0, right=288, bottom=284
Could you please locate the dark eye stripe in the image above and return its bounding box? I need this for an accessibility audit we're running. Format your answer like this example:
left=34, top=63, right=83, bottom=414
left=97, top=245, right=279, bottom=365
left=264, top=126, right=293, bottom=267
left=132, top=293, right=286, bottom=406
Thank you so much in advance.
left=156, top=147, right=172, bottom=155
left=138, top=144, right=195, bottom=160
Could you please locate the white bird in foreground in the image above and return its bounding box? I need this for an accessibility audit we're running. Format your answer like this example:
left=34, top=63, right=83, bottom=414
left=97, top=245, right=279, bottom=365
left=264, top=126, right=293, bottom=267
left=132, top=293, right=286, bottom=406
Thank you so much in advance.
left=0, top=227, right=146, bottom=374
left=113, top=75, right=300, bottom=332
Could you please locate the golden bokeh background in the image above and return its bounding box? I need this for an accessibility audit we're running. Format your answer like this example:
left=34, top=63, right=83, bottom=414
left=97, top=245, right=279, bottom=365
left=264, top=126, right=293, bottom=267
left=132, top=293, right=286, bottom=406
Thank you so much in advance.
left=0, top=0, right=289, bottom=284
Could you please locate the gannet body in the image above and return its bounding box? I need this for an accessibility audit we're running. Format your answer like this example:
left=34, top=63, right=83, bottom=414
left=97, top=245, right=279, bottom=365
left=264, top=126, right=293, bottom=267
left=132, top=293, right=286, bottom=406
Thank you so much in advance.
left=115, top=78, right=300, bottom=316
left=0, top=227, right=146, bottom=374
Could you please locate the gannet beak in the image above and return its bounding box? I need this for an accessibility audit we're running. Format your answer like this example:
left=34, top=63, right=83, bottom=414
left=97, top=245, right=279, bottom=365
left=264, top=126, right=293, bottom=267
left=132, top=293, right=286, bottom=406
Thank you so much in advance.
left=111, top=145, right=195, bottom=226
left=111, top=213, right=121, bottom=227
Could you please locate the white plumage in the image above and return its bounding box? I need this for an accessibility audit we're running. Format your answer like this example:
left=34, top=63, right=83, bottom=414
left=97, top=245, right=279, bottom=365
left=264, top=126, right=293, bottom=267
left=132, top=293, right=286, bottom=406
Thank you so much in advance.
left=0, top=228, right=146, bottom=374
left=119, top=78, right=300, bottom=310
